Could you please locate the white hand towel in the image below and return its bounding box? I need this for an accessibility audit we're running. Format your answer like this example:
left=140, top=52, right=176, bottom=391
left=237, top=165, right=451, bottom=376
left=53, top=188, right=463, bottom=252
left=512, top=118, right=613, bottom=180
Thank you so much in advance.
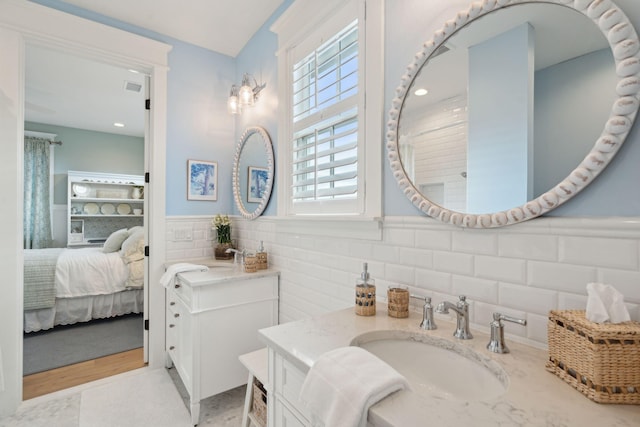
left=299, top=346, right=410, bottom=427
left=586, top=282, right=631, bottom=324
left=160, top=263, right=209, bottom=288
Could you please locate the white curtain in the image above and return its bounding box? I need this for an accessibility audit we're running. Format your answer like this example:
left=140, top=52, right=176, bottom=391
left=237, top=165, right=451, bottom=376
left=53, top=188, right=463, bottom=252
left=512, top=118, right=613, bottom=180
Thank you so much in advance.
left=24, top=136, right=52, bottom=249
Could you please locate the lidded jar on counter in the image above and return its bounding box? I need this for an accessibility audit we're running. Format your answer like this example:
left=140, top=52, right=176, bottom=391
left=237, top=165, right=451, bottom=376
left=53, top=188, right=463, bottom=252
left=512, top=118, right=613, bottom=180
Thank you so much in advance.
left=387, top=285, right=409, bottom=318
left=355, top=262, right=376, bottom=316
left=256, top=240, right=268, bottom=270
left=244, top=252, right=258, bottom=273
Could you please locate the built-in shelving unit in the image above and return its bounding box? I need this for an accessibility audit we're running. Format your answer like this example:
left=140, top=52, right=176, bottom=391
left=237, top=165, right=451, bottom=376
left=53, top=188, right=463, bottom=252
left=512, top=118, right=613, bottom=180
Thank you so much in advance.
left=67, top=170, right=144, bottom=247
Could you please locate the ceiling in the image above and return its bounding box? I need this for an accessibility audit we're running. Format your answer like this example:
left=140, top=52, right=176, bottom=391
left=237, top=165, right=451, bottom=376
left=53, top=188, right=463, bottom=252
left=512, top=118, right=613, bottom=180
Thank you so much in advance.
left=24, top=0, right=284, bottom=138
left=59, top=0, right=285, bottom=57
left=26, top=45, right=148, bottom=137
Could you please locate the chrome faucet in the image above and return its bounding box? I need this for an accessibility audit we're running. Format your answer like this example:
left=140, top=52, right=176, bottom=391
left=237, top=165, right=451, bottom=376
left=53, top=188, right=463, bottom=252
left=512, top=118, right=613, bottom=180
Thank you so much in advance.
left=486, top=312, right=527, bottom=354
left=225, top=248, right=245, bottom=265
left=436, top=295, right=473, bottom=339
left=410, top=295, right=437, bottom=330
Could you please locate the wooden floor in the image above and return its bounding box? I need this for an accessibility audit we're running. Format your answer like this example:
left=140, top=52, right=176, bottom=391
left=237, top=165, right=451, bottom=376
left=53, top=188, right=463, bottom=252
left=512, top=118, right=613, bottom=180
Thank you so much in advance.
left=23, top=348, right=146, bottom=400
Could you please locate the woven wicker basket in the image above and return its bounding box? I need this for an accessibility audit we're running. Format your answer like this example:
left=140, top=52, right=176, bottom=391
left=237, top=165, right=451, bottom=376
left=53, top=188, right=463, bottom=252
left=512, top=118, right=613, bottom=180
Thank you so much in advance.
left=387, top=287, right=409, bottom=318
left=546, top=310, right=640, bottom=404
left=252, top=378, right=267, bottom=427
left=244, top=255, right=258, bottom=273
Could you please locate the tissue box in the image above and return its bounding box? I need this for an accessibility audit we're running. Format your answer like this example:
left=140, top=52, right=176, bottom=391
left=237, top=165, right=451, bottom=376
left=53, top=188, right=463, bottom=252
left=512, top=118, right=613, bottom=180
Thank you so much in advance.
left=546, top=310, right=640, bottom=404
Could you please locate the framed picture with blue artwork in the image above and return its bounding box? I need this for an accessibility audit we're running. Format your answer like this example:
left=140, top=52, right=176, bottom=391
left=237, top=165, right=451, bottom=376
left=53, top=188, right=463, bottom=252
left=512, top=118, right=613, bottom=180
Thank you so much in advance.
left=187, top=159, right=218, bottom=201
left=248, top=166, right=268, bottom=203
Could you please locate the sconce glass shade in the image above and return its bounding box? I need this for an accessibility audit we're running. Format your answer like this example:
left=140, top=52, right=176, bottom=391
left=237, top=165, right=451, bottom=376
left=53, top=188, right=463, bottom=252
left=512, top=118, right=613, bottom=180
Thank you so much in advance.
left=227, top=74, right=266, bottom=114
left=227, top=85, right=241, bottom=115
left=238, top=74, right=255, bottom=107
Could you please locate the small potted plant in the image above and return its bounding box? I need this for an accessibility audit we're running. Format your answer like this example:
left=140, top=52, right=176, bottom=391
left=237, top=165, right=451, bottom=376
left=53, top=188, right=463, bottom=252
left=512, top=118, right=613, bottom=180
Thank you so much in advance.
left=212, top=214, right=233, bottom=260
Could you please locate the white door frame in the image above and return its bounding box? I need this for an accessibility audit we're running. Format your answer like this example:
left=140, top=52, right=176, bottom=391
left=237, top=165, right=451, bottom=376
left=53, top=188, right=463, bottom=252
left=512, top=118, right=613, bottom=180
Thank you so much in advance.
left=0, top=0, right=170, bottom=416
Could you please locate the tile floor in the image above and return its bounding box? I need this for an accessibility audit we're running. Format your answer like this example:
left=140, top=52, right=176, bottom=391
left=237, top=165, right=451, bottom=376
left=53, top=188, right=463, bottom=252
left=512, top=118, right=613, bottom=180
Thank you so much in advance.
left=0, top=367, right=245, bottom=427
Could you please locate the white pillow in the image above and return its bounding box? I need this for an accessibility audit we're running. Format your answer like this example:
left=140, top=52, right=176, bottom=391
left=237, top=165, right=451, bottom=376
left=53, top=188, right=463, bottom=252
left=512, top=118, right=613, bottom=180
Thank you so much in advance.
left=120, top=229, right=145, bottom=264
left=102, top=228, right=129, bottom=253
left=128, top=226, right=143, bottom=236
left=126, top=259, right=144, bottom=288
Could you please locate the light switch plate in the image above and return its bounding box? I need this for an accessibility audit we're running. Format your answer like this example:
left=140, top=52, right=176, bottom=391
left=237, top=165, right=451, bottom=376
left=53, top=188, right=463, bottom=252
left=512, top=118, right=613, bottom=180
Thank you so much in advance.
left=173, top=226, right=193, bottom=241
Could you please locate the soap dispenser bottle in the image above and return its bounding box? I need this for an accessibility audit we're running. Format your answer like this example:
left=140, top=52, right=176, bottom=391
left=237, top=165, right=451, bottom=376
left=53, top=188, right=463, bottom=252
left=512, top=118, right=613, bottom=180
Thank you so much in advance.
left=256, top=240, right=268, bottom=270
left=355, top=262, right=376, bottom=316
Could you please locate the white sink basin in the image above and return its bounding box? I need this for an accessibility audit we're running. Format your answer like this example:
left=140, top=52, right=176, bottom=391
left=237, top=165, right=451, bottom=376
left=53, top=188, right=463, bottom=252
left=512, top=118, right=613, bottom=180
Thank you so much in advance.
left=199, top=261, right=235, bottom=271
left=351, top=331, right=508, bottom=402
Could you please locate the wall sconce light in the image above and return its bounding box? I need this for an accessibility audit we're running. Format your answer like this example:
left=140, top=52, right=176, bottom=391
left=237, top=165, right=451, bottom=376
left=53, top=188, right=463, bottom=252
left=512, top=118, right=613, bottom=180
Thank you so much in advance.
left=227, top=73, right=266, bottom=115
left=227, top=85, right=240, bottom=115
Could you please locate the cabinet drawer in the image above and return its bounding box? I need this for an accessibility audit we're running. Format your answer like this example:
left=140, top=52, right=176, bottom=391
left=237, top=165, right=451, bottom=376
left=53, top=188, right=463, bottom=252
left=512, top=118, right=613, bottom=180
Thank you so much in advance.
left=194, top=276, right=277, bottom=311
left=274, top=397, right=308, bottom=427
left=172, top=278, right=192, bottom=305
left=275, top=354, right=308, bottom=418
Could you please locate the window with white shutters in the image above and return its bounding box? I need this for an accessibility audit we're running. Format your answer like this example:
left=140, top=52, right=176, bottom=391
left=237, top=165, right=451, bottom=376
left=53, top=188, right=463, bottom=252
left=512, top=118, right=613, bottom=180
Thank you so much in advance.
left=274, top=0, right=382, bottom=219
left=291, top=20, right=359, bottom=212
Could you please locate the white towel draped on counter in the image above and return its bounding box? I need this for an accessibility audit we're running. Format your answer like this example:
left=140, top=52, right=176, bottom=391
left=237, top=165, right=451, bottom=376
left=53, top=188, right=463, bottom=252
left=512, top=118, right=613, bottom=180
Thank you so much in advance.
left=299, top=346, right=410, bottom=427
left=159, top=263, right=209, bottom=288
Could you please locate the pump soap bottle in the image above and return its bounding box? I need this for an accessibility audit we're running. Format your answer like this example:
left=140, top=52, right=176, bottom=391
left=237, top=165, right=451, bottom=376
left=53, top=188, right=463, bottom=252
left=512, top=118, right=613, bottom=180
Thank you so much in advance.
left=355, top=262, right=376, bottom=316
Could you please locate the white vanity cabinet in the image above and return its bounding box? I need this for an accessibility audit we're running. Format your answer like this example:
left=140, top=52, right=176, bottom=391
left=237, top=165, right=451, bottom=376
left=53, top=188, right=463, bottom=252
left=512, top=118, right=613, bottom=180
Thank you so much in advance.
left=269, top=351, right=311, bottom=427
left=165, top=268, right=279, bottom=426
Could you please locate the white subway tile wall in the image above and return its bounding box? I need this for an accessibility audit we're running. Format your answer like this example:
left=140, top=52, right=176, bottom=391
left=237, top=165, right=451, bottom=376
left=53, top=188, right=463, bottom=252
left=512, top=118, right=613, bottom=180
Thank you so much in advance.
left=165, top=216, right=640, bottom=347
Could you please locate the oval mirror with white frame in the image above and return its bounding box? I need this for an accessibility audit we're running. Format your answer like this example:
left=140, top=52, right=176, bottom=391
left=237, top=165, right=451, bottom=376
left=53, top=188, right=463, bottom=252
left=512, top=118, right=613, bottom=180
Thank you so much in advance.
left=387, top=0, right=640, bottom=228
left=232, top=126, right=275, bottom=220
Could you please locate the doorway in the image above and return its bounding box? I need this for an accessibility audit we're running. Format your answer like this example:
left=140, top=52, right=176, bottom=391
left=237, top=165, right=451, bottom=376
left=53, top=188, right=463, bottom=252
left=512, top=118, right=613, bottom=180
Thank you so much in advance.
left=0, top=2, right=169, bottom=415
left=22, top=44, right=148, bottom=397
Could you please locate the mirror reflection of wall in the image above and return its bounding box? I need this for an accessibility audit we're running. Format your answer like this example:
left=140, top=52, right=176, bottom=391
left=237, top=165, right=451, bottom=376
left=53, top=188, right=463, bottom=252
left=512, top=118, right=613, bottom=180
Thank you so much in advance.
left=232, top=126, right=275, bottom=220
left=398, top=3, right=615, bottom=215
left=239, top=134, right=269, bottom=208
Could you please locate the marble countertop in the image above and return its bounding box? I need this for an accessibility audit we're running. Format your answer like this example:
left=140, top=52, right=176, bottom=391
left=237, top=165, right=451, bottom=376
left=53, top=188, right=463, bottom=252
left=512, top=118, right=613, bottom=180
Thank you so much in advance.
left=166, top=258, right=279, bottom=286
left=259, top=304, right=640, bottom=427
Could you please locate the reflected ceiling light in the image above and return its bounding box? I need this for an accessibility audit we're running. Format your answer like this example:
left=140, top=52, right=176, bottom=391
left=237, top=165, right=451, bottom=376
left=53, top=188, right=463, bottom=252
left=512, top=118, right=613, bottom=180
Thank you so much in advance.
left=228, top=73, right=266, bottom=115
left=113, top=122, right=125, bottom=128
left=414, top=88, right=428, bottom=96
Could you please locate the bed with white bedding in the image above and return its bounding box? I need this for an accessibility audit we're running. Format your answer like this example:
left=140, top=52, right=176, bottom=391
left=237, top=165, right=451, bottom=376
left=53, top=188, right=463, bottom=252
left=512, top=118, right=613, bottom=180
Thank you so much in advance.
left=23, top=228, right=145, bottom=333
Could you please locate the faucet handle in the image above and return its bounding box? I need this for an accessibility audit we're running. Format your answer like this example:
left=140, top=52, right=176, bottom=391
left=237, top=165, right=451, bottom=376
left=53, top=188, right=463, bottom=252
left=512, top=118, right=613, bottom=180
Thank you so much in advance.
left=487, top=312, right=527, bottom=354
left=410, top=295, right=437, bottom=330
left=410, top=294, right=426, bottom=303
left=494, top=312, right=527, bottom=326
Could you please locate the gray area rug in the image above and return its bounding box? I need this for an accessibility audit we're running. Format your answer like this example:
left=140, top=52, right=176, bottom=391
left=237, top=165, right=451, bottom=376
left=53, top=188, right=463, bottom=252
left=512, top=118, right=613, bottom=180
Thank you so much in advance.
left=23, top=313, right=143, bottom=375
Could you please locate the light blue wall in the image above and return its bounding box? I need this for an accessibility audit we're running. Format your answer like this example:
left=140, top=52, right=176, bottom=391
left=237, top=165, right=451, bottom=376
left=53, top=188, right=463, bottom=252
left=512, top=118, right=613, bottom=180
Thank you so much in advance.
left=24, top=121, right=144, bottom=204
left=164, top=41, right=235, bottom=215
left=232, top=0, right=293, bottom=217
left=534, top=48, right=616, bottom=198
left=34, top=0, right=640, bottom=218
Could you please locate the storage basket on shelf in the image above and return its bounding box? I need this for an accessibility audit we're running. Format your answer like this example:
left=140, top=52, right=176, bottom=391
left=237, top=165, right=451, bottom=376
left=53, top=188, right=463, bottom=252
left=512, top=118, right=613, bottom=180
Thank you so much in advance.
left=546, top=310, right=640, bottom=404
left=251, top=377, right=267, bottom=427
